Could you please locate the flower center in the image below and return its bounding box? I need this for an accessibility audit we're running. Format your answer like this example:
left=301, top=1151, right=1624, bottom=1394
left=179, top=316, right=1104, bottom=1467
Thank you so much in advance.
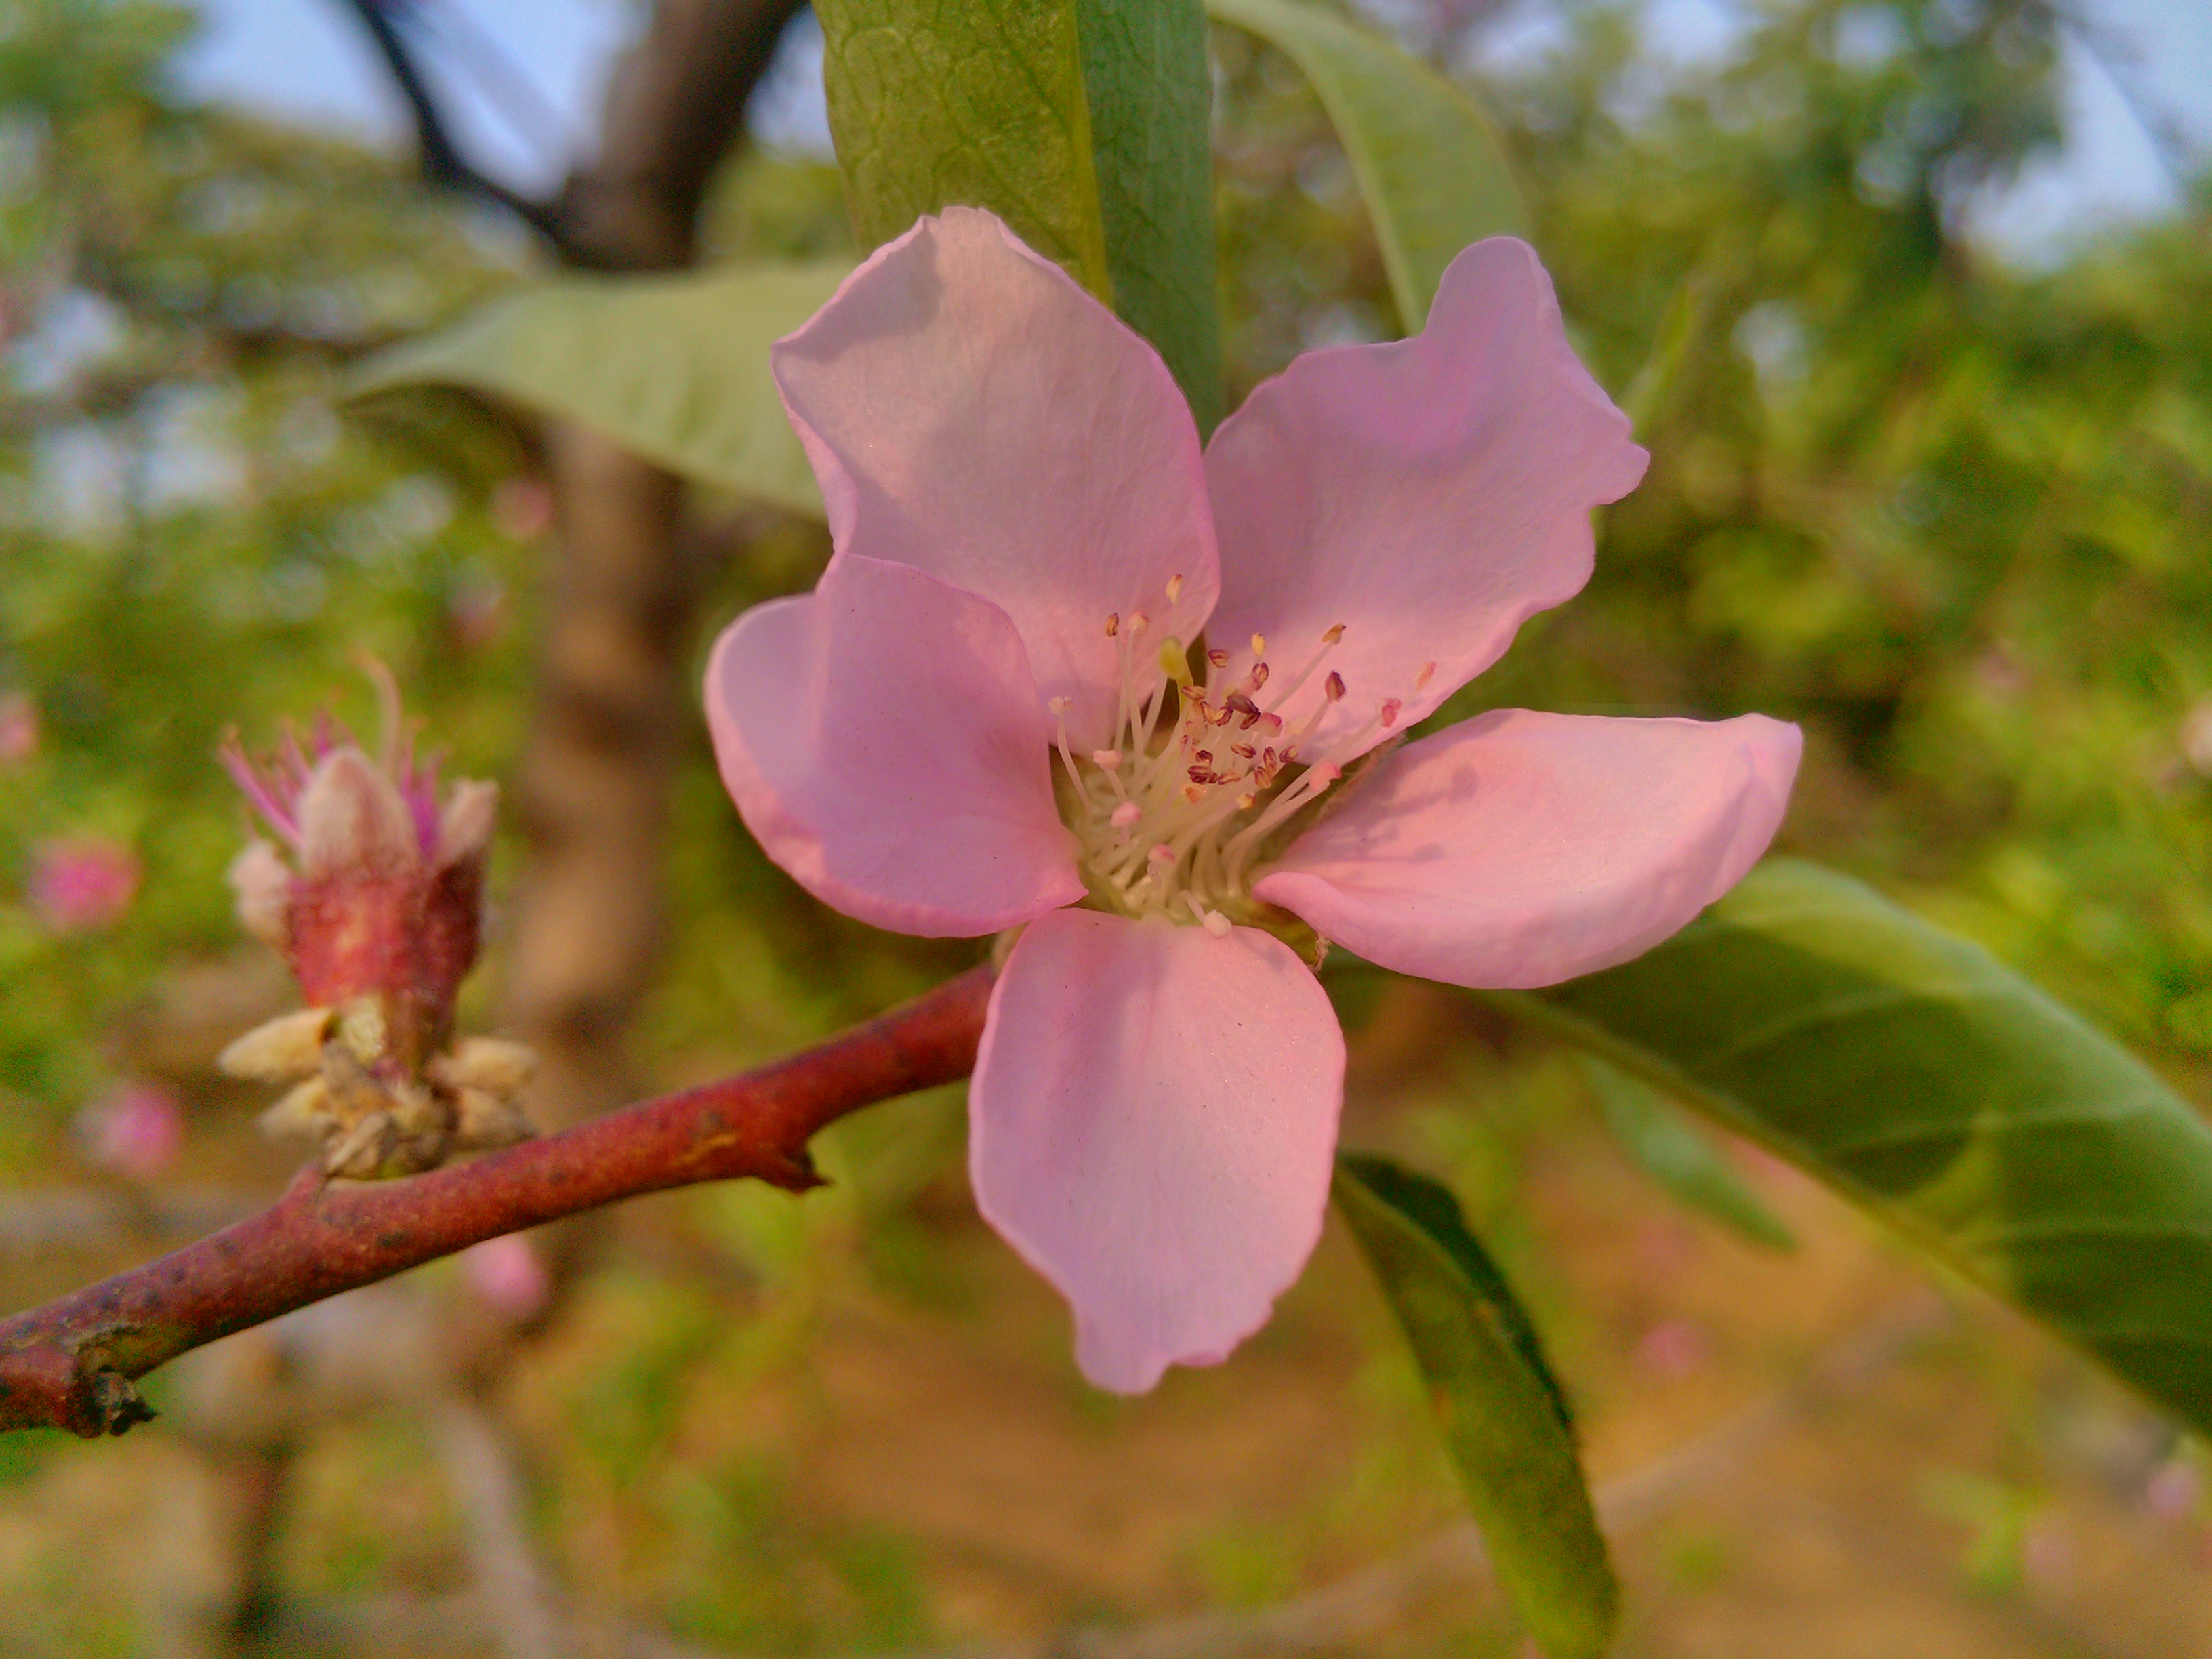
left=1052, top=577, right=1427, bottom=933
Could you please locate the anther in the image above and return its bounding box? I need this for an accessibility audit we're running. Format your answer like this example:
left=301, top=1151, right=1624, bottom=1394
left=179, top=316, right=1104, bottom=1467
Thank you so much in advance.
left=1105, top=613, right=1120, bottom=638
left=1166, top=573, right=1184, bottom=604
left=1193, top=750, right=1212, bottom=764
left=1129, top=612, right=1149, bottom=635
left=1182, top=783, right=1206, bottom=803
left=1380, top=698, right=1403, bottom=729
left=1324, top=672, right=1347, bottom=703
left=1207, top=648, right=1229, bottom=669
left=1251, top=634, right=1266, bottom=657
left=1111, top=802, right=1141, bottom=828
left=1414, top=661, right=1435, bottom=689
left=1048, top=695, right=1072, bottom=715
left=1202, top=909, right=1233, bottom=939
left=1248, top=662, right=1270, bottom=690
left=1236, top=792, right=1257, bottom=811
left=1322, top=623, right=1345, bottom=644
left=1230, top=743, right=1256, bottom=759
left=1092, top=748, right=1122, bottom=769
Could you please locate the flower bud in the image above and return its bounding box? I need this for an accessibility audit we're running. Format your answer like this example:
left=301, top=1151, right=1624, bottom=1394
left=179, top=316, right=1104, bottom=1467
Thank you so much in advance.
left=218, top=664, right=531, bottom=1178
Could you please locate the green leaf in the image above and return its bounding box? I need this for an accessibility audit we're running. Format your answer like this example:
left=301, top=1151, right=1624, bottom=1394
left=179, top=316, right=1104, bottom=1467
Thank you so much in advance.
left=1207, top=0, right=1527, bottom=329
left=1583, top=1057, right=1797, bottom=1252
left=348, top=262, right=851, bottom=518
left=1076, top=0, right=1223, bottom=433
left=1498, top=859, right=2212, bottom=1435
left=816, top=0, right=1112, bottom=298
left=1335, top=1153, right=1618, bottom=1659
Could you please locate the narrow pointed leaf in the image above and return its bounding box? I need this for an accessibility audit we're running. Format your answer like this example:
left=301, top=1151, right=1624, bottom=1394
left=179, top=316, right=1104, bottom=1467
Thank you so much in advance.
left=348, top=262, right=851, bottom=518
left=1584, top=1058, right=1797, bottom=1252
left=815, top=0, right=1112, bottom=297
left=1206, top=0, right=1527, bottom=329
left=1336, top=1153, right=1618, bottom=1659
left=1496, top=859, right=2212, bottom=1435
left=1075, top=0, right=1223, bottom=432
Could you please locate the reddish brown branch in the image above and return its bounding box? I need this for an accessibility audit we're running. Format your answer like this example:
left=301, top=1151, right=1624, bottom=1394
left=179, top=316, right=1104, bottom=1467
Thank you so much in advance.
left=0, top=967, right=994, bottom=1439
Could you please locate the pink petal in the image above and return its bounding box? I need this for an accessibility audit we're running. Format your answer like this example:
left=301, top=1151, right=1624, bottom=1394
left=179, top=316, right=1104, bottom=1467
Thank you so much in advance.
left=1205, top=239, right=1647, bottom=760
left=970, top=909, right=1346, bottom=1393
left=704, top=554, right=1084, bottom=937
left=298, top=750, right=419, bottom=878
left=1256, top=709, right=1801, bottom=988
left=773, top=207, right=1218, bottom=749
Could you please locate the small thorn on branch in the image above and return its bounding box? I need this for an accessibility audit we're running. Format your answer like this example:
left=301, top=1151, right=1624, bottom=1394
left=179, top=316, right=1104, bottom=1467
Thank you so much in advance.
left=89, top=1370, right=156, bottom=1436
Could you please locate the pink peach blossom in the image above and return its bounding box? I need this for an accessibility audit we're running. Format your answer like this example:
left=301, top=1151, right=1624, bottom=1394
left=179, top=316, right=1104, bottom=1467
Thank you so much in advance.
left=705, top=208, right=1801, bottom=1393
left=26, top=836, right=140, bottom=933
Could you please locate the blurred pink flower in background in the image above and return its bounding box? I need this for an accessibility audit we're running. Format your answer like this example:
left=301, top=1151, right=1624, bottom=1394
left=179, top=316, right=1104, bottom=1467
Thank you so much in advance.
left=0, top=692, right=37, bottom=764
left=26, top=836, right=140, bottom=932
left=464, top=1232, right=550, bottom=1320
left=490, top=476, right=554, bottom=542
left=2145, top=1458, right=2203, bottom=1521
left=77, top=1082, right=184, bottom=1181
left=1633, top=1318, right=1711, bottom=1378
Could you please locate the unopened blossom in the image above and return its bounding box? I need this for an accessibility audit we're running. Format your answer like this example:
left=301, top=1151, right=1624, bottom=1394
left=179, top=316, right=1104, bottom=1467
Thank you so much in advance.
left=219, top=666, right=534, bottom=1176
left=26, top=836, right=139, bottom=933
left=705, top=208, right=1800, bottom=1392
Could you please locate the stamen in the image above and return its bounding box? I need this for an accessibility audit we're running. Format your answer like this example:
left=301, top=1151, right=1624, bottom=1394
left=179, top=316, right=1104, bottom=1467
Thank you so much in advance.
left=1048, top=697, right=1082, bottom=796
left=1221, top=760, right=1343, bottom=880
left=1324, top=672, right=1347, bottom=703
left=1322, top=623, right=1345, bottom=644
